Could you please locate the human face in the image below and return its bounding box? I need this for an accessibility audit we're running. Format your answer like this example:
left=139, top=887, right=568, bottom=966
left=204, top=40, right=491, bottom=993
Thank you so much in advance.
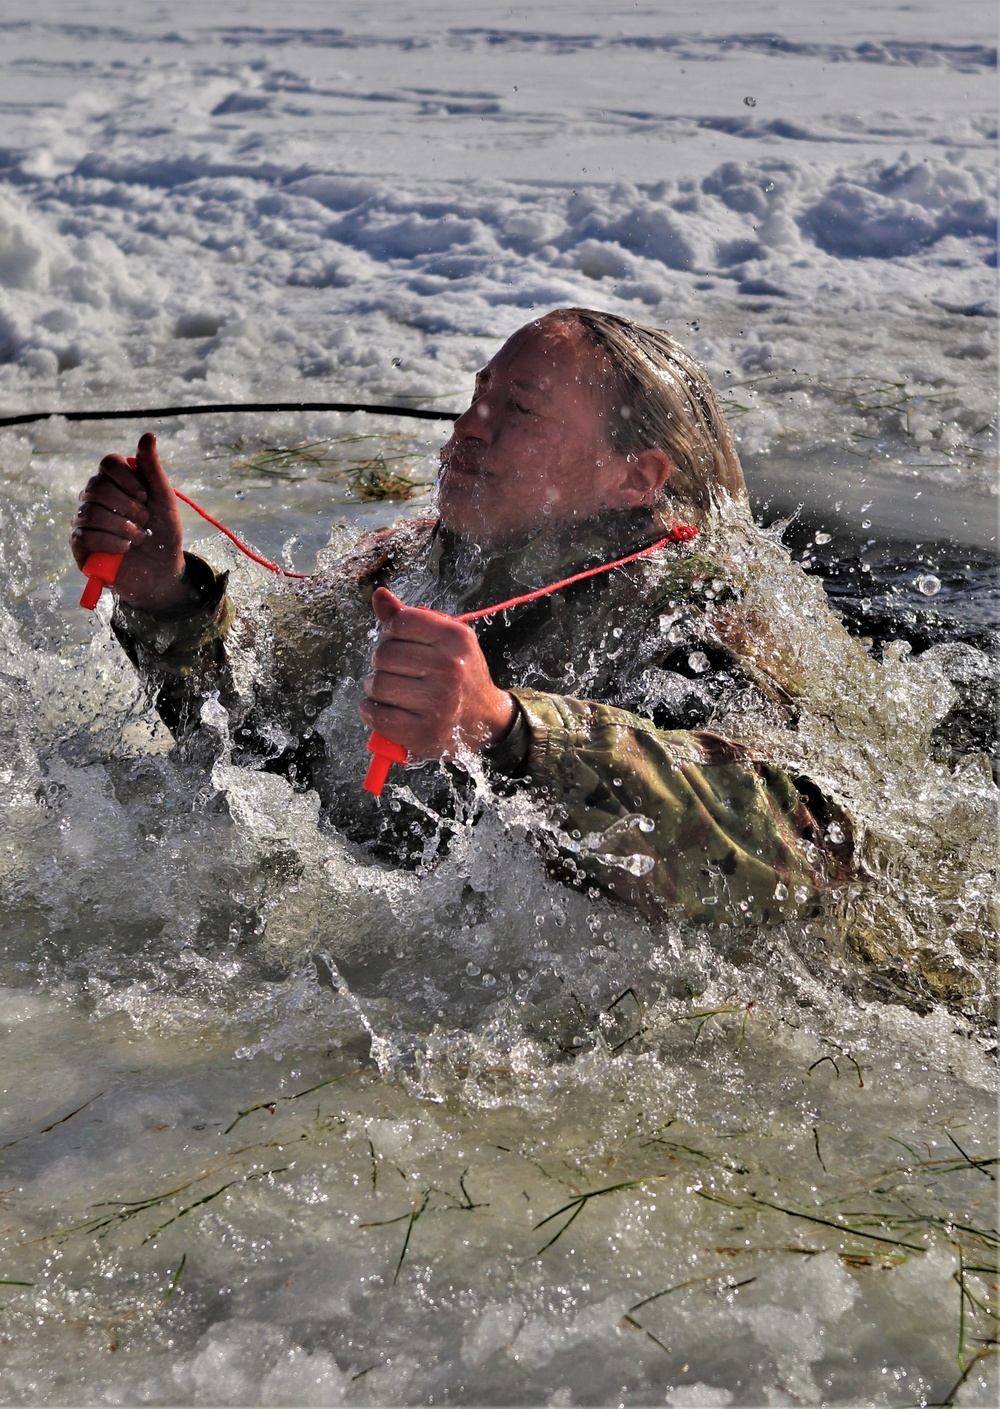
left=437, top=321, right=640, bottom=547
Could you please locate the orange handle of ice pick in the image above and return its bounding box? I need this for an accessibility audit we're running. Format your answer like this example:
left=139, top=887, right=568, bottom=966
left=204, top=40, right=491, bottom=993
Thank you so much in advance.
left=79, top=551, right=125, bottom=609
left=363, top=731, right=409, bottom=796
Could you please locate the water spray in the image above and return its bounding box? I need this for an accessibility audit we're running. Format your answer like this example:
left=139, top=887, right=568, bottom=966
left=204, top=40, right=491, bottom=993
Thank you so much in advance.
left=78, top=485, right=696, bottom=796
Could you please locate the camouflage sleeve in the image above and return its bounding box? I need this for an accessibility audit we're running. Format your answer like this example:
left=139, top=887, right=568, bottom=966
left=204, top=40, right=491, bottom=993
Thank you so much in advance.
left=503, top=688, right=853, bottom=925
left=111, top=553, right=236, bottom=741
left=111, top=553, right=356, bottom=774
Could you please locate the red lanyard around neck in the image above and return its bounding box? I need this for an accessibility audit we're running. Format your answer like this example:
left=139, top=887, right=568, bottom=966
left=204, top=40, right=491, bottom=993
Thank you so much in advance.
left=363, top=521, right=698, bottom=794
left=77, top=492, right=697, bottom=796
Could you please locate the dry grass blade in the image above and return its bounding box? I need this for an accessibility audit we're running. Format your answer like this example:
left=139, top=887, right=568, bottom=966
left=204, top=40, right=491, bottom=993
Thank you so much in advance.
left=0, top=1092, right=105, bottom=1155
left=225, top=1067, right=362, bottom=1134
left=945, top=1132, right=996, bottom=1181
left=142, top=1166, right=290, bottom=1245
left=533, top=1176, right=665, bottom=1256
left=620, top=1313, right=673, bottom=1357
left=936, top=1346, right=999, bottom=1406
left=667, top=1004, right=752, bottom=1048
left=225, top=436, right=423, bottom=500
left=392, top=1190, right=431, bottom=1285
left=699, top=1190, right=928, bottom=1253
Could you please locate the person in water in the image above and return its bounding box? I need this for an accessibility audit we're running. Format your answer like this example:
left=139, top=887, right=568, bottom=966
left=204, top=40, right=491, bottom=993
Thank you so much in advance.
left=70, top=308, right=853, bottom=924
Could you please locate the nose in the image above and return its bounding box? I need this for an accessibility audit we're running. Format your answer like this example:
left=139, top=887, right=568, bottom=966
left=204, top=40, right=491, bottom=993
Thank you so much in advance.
left=452, top=393, right=492, bottom=443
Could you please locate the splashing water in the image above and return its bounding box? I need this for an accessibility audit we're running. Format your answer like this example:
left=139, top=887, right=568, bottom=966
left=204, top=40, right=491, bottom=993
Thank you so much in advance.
left=0, top=438, right=996, bottom=1408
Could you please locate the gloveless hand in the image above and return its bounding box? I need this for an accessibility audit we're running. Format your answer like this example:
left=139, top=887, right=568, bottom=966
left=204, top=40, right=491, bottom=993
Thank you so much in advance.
left=359, top=588, right=517, bottom=760
left=70, top=432, right=190, bottom=611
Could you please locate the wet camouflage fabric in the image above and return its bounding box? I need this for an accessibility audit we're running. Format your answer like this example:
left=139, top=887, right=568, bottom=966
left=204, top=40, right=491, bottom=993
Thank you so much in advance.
left=112, top=510, right=853, bottom=924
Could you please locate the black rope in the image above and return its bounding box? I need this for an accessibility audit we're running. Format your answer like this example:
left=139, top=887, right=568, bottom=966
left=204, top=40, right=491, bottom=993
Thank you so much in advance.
left=0, top=399, right=461, bottom=430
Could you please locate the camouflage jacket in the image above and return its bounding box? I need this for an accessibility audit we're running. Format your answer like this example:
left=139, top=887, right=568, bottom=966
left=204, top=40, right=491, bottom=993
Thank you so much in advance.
left=112, top=508, right=853, bottom=925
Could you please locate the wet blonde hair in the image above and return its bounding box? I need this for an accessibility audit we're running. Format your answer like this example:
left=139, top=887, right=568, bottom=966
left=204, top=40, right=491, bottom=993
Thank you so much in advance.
left=544, top=308, right=748, bottom=517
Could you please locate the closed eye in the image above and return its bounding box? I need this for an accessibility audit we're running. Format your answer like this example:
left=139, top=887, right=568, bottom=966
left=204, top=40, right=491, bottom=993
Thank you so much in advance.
left=509, top=398, right=534, bottom=415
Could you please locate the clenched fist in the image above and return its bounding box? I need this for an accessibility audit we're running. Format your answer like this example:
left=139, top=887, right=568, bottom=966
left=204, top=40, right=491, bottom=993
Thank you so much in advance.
left=359, top=588, right=517, bottom=761
left=70, top=432, right=192, bottom=612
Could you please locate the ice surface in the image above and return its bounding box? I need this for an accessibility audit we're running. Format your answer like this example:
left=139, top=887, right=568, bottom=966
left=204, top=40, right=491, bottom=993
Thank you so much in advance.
left=0, top=0, right=995, bottom=542
left=0, top=3, right=997, bottom=1407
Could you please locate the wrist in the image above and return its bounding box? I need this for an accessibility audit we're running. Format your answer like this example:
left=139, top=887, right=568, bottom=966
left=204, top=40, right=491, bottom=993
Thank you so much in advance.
left=484, top=689, right=518, bottom=748
left=119, top=556, right=210, bottom=615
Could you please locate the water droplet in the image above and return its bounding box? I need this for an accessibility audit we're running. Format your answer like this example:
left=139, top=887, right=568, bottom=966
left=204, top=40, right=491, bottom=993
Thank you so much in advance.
left=636, top=816, right=655, bottom=833
left=687, top=651, right=709, bottom=674
left=773, top=881, right=788, bottom=901
left=744, top=95, right=756, bottom=107
left=794, top=885, right=810, bottom=904
left=914, top=574, right=941, bottom=596
left=827, top=822, right=845, bottom=845
left=814, top=532, right=831, bottom=545
left=861, top=520, right=871, bottom=530
left=465, top=962, right=481, bottom=977
left=623, top=854, right=656, bottom=876
left=612, top=626, right=623, bottom=639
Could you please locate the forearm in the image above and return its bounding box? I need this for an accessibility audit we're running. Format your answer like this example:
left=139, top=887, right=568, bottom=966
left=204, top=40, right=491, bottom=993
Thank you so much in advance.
left=111, top=553, right=235, bottom=739
left=495, top=689, right=852, bottom=924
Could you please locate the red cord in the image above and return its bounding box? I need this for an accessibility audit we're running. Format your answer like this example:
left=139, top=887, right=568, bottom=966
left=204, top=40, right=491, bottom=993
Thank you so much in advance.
left=455, top=525, right=698, bottom=623
left=81, top=488, right=697, bottom=797
left=173, top=489, right=308, bottom=578
left=172, top=488, right=697, bottom=613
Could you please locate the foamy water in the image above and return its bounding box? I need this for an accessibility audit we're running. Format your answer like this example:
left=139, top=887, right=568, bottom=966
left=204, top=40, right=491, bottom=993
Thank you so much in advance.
left=0, top=3, right=997, bottom=1406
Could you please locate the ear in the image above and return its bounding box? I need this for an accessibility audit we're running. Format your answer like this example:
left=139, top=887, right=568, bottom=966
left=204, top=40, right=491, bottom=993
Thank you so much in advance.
left=613, top=448, right=672, bottom=508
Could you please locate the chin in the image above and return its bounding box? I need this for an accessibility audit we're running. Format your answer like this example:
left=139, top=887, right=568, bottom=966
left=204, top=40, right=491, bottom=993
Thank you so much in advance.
left=437, top=482, right=485, bottom=540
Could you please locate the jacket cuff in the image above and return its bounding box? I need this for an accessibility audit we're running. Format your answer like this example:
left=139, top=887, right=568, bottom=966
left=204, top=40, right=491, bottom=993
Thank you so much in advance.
left=483, top=696, right=531, bottom=776
left=112, top=553, right=231, bottom=674
left=501, top=688, right=588, bottom=786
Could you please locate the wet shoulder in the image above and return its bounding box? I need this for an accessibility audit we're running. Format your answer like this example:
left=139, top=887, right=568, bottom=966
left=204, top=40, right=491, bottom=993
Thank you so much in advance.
left=269, top=517, right=437, bottom=681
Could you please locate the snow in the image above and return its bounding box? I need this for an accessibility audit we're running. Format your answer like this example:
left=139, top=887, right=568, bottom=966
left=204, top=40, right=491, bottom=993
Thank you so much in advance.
left=0, top=1, right=994, bottom=533
left=0, top=4, right=997, bottom=1407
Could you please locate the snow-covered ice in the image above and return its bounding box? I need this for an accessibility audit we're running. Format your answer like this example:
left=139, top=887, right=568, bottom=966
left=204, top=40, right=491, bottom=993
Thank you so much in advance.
left=0, top=3, right=996, bottom=1407
left=0, top=0, right=995, bottom=541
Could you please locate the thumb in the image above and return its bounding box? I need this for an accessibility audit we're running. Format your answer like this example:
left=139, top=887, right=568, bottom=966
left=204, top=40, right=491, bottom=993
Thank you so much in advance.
left=134, top=431, right=174, bottom=504
left=372, top=586, right=404, bottom=624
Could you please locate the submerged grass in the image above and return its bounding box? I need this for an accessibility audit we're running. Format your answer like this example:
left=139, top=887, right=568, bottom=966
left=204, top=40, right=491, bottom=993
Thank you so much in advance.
left=0, top=1091, right=105, bottom=1156
left=724, top=369, right=995, bottom=476
left=224, top=1066, right=362, bottom=1134
left=4, top=1035, right=995, bottom=1401
left=219, top=434, right=427, bottom=499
